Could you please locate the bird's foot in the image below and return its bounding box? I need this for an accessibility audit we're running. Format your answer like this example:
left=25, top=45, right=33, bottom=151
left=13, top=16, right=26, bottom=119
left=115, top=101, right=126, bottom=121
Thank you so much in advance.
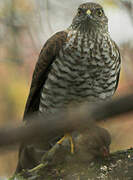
left=28, top=143, right=60, bottom=173
left=57, top=133, right=74, bottom=154
left=28, top=162, right=48, bottom=173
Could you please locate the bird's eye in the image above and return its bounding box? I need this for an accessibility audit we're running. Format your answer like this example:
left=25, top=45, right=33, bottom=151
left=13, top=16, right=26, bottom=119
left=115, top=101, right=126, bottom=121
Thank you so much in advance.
left=96, top=9, right=103, bottom=17
left=77, top=8, right=82, bottom=16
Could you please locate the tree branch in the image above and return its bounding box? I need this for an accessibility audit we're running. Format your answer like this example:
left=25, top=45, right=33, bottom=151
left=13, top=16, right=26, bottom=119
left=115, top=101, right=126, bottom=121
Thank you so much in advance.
left=0, top=93, right=133, bottom=149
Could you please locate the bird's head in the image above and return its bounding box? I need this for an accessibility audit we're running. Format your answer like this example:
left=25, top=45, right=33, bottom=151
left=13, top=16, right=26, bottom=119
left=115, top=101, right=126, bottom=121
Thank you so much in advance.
left=75, top=126, right=111, bottom=163
left=71, top=2, right=108, bottom=33
left=90, top=126, right=111, bottom=158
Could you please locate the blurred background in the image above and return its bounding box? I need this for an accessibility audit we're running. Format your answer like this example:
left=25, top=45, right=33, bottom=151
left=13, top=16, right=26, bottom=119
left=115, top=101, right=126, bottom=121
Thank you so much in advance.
left=0, top=0, right=133, bottom=177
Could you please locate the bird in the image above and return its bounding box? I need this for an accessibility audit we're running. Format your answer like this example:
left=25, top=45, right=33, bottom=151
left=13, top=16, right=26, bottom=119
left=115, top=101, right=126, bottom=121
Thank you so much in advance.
left=74, top=126, right=111, bottom=163
left=26, top=126, right=111, bottom=175
left=15, top=2, right=121, bottom=173
left=42, top=126, right=111, bottom=165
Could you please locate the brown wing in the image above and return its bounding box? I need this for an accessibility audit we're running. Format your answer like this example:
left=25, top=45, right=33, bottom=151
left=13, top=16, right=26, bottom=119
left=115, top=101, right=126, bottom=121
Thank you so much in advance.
left=23, top=31, right=68, bottom=118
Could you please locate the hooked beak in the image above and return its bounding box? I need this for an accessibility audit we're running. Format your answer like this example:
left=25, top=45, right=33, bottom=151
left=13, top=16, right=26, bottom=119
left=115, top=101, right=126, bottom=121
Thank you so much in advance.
left=86, top=9, right=92, bottom=19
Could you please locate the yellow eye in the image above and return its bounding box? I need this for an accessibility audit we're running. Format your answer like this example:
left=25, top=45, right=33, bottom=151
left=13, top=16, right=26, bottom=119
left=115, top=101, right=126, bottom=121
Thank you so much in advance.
left=96, top=9, right=103, bottom=17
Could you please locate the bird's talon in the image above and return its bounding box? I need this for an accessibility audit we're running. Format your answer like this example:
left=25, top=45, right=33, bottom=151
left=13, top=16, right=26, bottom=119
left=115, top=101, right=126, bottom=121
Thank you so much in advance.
left=28, top=162, right=48, bottom=173
left=57, top=134, right=74, bottom=154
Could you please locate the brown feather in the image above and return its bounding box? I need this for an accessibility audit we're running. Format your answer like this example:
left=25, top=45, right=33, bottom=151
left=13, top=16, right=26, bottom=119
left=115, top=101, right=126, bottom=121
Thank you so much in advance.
left=24, top=31, right=68, bottom=118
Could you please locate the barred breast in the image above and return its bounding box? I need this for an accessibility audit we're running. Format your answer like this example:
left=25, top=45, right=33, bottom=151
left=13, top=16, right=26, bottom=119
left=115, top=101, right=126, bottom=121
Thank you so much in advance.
left=39, top=30, right=120, bottom=113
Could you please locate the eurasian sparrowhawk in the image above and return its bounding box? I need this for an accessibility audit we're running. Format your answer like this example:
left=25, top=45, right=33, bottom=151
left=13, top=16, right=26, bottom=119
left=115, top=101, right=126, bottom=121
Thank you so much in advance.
left=16, top=2, right=121, bottom=172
